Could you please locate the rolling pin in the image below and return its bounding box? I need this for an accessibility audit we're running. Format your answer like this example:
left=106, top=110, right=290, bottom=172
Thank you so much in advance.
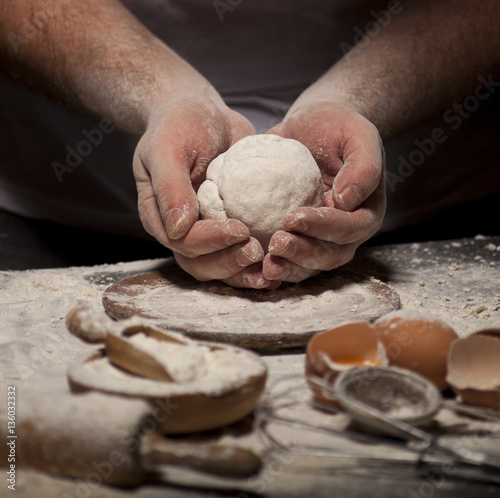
left=0, top=390, right=262, bottom=487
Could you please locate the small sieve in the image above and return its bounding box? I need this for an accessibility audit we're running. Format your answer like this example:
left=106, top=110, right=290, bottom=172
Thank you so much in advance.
left=332, top=366, right=441, bottom=436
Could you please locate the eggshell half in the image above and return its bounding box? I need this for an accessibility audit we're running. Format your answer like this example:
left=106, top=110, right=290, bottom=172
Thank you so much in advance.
left=374, top=310, right=458, bottom=390
left=446, top=328, right=500, bottom=409
left=305, top=321, right=387, bottom=405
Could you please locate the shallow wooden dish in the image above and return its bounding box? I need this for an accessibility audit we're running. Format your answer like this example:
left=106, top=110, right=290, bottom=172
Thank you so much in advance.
left=67, top=343, right=267, bottom=435
left=102, top=261, right=400, bottom=350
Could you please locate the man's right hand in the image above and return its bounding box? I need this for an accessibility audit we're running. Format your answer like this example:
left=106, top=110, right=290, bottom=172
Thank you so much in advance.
left=133, top=97, right=279, bottom=289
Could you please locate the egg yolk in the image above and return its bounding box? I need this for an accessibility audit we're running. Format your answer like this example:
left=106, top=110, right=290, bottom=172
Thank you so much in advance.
left=331, top=357, right=382, bottom=366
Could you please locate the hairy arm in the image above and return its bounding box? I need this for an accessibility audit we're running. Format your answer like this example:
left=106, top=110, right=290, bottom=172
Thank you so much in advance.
left=291, top=0, right=500, bottom=140
left=0, top=0, right=220, bottom=136
left=0, top=0, right=272, bottom=288
left=264, top=0, right=500, bottom=282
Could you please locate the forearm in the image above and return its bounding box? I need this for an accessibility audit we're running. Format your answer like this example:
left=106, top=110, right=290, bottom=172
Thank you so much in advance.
left=290, top=0, right=500, bottom=140
left=0, top=0, right=217, bottom=136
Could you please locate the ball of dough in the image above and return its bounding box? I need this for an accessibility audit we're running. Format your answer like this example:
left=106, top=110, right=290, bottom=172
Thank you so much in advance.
left=197, top=134, right=323, bottom=249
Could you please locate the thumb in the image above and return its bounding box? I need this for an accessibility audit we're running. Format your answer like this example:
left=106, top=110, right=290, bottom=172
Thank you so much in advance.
left=133, top=143, right=200, bottom=246
left=154, top=151, right=200, bottom=241
left=332, top=131, right=385, bottom=212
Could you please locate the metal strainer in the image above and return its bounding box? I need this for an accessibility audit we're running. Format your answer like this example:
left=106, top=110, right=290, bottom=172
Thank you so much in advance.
left=308, top=366, right=500, bottom=470
left=333, top=365, right=441, bottom=434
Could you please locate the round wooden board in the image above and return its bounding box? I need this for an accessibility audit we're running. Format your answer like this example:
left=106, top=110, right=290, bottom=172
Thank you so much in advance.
left=102, top=261, right=400, bottom=350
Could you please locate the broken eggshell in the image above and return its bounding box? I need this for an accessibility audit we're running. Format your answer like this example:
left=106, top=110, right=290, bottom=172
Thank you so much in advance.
left=373, top=310, right=458, bottom=391
left=446, top=328, right=500, bottom=409
left=305, top=321, right=388, bottom=405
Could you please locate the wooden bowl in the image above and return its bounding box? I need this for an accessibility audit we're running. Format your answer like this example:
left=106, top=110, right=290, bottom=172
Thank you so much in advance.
left=67, top=343, right=267, bottom=434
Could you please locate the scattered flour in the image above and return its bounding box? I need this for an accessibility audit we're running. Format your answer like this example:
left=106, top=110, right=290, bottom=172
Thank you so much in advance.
left=103, top=270, right=400, bottom=344
left=347, top=237, right=500, bottom=337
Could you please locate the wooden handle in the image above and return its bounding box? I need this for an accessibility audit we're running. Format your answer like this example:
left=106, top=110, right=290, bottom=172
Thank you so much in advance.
left=140, top=432, right=262, bottom=479
left=65, top=306, right=117, bottom=343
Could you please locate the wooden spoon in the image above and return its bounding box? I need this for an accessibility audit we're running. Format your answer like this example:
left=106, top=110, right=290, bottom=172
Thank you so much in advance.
left=66, top=306, right=191, bottom=382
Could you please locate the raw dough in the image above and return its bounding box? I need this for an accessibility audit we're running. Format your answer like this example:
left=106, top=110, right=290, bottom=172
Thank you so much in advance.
left=197, top=134, right=323, bottom=249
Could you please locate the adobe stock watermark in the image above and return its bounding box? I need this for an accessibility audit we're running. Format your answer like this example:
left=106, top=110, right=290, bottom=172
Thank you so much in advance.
left=235, top=444, right=300, bottom=497
left=51, top=118, right=116, bottom=183
left=407, top=422, right=500, bottom=498
left=213, top=0, right=244, bottom=22
left=387, top=73, right=500, bottom=193
left=407, top=460, right=458, bottom=498
left=340, top=0, right=408, bottom=59
left=7, top=0, right=71, bottom=54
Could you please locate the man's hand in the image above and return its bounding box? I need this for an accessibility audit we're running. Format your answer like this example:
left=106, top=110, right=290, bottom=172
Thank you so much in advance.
left=0, top=0, right=277, bottom=289
left=133, top=97, right=279, bottom=289
left=263, top=102, right=386, bottom=282
left=258, top=0, right=500, bottom=284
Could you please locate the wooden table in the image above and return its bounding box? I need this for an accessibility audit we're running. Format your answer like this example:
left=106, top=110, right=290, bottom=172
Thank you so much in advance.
left=1, top=235, right=499, bottom=497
